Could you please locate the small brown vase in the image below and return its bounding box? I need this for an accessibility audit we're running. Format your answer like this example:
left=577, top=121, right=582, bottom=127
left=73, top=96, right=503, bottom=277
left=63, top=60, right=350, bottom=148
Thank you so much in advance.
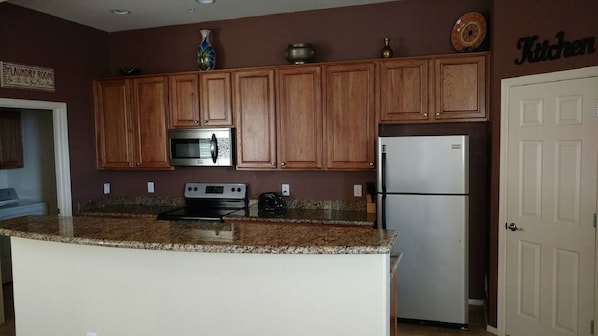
left=381, top=38, right=393, bottom=58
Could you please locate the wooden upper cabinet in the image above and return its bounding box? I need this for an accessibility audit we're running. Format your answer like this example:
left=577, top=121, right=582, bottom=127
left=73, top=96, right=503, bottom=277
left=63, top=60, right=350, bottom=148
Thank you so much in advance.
left=379, top=58, right=431, bottom=122
left=277, top=66, right=323, bottom=170
left=378, top=52, right=488, bottom=123
left=234, top=69, right=277, bottom=169
left=0, top=110, right=24, bottom=169
left=201, top=72, right=233, bottom=126
left=434, top=54, right=487, bottom=121
left=324, top=62, right=376, bottom=170
left=169, top=72, right=233, bottom=128
left=94, top=76, right=171, bottom=170
left=169, top=73, right=200, bottom=127
left=94, top=78, right=135, bottom=169
left=131, top=76, right=171, bottom=169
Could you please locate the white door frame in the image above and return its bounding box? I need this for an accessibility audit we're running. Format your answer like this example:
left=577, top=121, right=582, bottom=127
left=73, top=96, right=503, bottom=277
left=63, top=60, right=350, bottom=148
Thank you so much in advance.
left=0, top=98, right=72, bottom=216
left=498, top=65, right=598, bottom=336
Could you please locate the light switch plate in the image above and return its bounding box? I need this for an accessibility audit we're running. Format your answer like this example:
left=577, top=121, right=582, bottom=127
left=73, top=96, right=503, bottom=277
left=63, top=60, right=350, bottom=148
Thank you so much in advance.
left=147, top=182, right=155, bottom=193
left=353, top=184, right=362, bottom=197
left=103, top=183, right=110, bottom=195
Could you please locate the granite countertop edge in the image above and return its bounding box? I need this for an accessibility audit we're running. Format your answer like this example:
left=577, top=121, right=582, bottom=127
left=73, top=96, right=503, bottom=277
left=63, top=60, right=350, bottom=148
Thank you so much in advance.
left=0, top=217, right=395, bottom=255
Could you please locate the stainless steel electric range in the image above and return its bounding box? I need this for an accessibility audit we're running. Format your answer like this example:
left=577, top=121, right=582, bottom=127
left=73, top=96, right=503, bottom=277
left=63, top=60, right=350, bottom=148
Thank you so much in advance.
left=157, top=182, right=248, bottom=222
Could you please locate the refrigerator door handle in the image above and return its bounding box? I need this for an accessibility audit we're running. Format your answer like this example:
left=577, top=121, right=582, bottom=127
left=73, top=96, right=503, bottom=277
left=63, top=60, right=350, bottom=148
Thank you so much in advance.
left=381, top=150, right=387, bottom=230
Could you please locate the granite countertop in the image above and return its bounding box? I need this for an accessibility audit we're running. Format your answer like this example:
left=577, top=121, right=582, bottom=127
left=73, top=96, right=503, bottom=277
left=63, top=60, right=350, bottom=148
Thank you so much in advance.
left=225, top=205, right=376, bottom=226
left=78, top=196, right=183, bottom=218
left=0, top=215, right=396, bottom=255
left=78, top=197, right=377, bottom=227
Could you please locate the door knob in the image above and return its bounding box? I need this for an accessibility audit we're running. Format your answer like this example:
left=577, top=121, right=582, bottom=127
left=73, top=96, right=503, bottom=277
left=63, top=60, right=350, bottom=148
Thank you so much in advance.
left=506, top=222, right=523, bottom=232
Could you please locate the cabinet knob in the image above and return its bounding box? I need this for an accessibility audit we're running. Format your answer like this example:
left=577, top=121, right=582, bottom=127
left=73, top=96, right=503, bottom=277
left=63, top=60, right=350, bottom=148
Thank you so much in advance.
left=203, top=120, right=208, bottom=124
left=194, top=120, right=199, bottom=124
left=281, top=162, right=285, bottom=166
left=136, top=162, right=140, bottom=166
left=436, top=112, right=440, bottom=116
left=423, top=113, right=428, bottom=117
left=369, top=162, right=374, bottom=166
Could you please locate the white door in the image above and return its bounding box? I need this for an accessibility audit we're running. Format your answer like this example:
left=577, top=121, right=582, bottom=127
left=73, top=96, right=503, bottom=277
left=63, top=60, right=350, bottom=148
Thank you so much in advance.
left=501, top=74, right=598, bottom=336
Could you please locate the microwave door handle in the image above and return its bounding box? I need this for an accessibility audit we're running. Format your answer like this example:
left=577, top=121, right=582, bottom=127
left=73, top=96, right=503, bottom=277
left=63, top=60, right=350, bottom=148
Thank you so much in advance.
left=210, top=133, right=218, bottom=164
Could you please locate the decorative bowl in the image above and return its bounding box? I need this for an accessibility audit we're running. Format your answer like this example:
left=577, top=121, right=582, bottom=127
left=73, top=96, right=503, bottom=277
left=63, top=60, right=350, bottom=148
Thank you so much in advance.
left=284, top=43, right=316, bottom=64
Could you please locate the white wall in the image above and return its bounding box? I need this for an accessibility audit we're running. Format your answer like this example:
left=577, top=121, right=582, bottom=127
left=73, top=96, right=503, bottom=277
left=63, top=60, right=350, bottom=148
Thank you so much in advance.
left=12, top=238, right=391, bottom=336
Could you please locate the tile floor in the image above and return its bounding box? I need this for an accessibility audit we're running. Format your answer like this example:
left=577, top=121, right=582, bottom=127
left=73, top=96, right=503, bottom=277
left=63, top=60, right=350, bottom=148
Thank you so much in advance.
left=0, top=284, right=494, bottom=335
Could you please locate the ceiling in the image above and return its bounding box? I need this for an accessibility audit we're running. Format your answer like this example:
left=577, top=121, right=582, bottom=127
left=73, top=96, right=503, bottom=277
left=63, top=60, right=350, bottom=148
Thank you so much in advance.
left=5, top=0, right=398, bottom=33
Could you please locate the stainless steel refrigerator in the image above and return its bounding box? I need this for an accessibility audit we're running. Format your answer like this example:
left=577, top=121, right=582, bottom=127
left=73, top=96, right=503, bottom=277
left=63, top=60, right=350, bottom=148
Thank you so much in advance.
left=376, top=135, right=469, bottom=329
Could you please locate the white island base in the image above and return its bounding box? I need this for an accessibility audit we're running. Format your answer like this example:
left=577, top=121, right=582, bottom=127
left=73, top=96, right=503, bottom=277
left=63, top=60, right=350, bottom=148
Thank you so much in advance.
left=12, top=237, right=391, bottom=336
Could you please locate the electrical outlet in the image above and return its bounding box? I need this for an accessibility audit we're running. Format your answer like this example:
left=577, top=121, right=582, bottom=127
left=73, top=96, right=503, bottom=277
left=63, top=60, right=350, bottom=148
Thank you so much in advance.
left=147, top=181, right=155, bottom=193
left=281, top=184, right=290, bottom=196
left=103, top=183, right=110, bottom=195
left=86, top=332, right=97, bottom=336
left=353, top=184, right=362, bottom=197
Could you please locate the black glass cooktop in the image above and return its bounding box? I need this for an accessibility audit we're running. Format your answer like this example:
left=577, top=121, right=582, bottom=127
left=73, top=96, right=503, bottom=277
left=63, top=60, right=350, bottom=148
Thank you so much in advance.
left=157, top=206, right=246, bottom=222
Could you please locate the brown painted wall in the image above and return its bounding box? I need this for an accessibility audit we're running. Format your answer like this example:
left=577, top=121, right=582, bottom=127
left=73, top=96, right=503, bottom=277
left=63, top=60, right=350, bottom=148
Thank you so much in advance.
left=0, top=3, right=110, bottom=204
left=489, top=0, right=598, bottom=327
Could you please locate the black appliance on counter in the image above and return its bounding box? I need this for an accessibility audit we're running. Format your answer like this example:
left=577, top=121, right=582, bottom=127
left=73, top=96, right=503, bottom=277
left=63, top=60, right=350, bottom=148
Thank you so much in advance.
left=157, top=182, right=248, bottom=221
left=258, top=192, right=285, bottom=212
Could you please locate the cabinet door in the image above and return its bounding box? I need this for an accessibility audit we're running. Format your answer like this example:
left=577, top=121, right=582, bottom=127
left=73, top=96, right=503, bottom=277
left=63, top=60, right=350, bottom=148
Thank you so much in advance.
left=201, top=71, right=233, bottom=126
left=277, top=66, right=323, bottom=169
left=94, top=79, right=136, bottom=169
left=434, top=55, right=487, bottom=120
left=130, top=76, right=172, bottom=169
left=168, top=73, right=200, bottom=128
left=234, top=69, right=277, bottom=169
left=379, top=59, right=431, bottom=122
left=324, top=63, right=376, bottom=170
left=0, top=110, right=24, bottom=169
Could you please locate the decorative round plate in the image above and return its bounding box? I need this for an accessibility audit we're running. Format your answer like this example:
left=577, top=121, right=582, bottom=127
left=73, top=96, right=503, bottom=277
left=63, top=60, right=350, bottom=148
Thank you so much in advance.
left=451, top=12, right=487, bottom=52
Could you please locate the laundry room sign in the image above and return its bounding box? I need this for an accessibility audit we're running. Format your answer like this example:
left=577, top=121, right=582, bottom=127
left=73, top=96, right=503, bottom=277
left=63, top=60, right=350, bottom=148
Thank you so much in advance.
left=0, top=61, right=55, bottom=91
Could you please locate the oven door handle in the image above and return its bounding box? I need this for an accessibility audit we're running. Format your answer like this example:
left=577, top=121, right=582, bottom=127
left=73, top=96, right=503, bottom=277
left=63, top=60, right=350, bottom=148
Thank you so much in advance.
left=210, top=133, right=219, bottom=164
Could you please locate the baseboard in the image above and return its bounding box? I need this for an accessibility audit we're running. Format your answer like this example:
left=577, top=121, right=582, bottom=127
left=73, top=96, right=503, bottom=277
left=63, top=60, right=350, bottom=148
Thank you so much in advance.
left=486, top=325, right=498, bottom=335
left=468, top=299, right=485, bottom=306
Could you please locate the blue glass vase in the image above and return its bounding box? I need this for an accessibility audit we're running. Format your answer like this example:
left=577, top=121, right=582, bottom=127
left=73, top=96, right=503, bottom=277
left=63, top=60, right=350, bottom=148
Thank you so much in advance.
left=196, top=29, right=216, bottom=70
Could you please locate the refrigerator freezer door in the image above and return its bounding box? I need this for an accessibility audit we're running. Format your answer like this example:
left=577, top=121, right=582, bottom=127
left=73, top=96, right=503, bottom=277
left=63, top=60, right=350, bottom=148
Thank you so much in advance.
left=377, top=136, right=468, bottom=194
left=385, top=193, right=468, bottom=325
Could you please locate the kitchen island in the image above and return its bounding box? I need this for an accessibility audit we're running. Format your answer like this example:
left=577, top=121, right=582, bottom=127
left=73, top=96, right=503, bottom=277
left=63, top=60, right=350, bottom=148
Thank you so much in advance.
left=0, top=215, right=396, bottom=336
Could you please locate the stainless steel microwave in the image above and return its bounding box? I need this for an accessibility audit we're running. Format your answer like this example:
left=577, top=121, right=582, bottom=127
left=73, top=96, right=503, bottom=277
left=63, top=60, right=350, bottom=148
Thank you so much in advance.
left=168, top=128, right=234, bottom=167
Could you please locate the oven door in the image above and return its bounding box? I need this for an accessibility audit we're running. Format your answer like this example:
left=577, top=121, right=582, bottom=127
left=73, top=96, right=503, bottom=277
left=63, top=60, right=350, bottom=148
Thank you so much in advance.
left=169, top=128, right=234, bottom=166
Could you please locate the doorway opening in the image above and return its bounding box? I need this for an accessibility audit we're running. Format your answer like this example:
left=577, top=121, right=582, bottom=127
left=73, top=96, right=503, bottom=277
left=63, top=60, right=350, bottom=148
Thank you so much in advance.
left=0, top=98, right=71, bottom=216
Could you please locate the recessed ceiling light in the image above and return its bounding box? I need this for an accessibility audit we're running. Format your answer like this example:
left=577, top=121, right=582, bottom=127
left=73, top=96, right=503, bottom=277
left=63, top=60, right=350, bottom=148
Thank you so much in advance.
left=111, top=9, right=131, bottom=15
left=196, top=0, right=215, bottom=4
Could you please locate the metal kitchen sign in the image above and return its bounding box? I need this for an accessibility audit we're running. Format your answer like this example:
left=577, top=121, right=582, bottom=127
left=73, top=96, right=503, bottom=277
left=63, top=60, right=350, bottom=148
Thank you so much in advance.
left=514, top=31, right=596, bottom=65
left=0, top=61, right=55, bottom=91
